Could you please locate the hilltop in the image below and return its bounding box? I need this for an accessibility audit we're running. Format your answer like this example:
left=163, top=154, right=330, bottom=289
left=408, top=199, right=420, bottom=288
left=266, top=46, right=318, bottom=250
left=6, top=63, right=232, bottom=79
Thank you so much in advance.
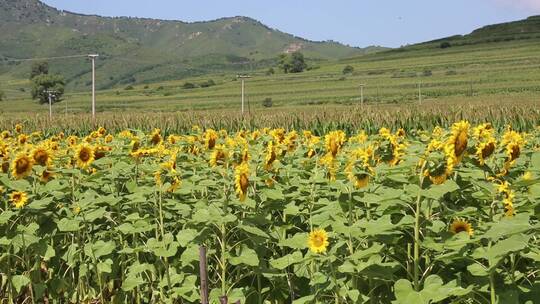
left=0, top=0, right=382, bottom=89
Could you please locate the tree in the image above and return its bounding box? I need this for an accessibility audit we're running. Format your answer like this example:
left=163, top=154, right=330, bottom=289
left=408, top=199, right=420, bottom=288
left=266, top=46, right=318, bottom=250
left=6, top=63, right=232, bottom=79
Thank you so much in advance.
left=278, top=52, right=307, bottom=74
left=262, top=97, right=273, bottom=108
left=289, top=52, right=307, bottom=73
left=342, top=65, right=354, bottom=74
left=265, top=67, right=275, bottom=76
left=31, top=74, right=65, bottom=104
left=440, top=42, right=451, bottom=49
left=30, top=61, right=49, bottom=79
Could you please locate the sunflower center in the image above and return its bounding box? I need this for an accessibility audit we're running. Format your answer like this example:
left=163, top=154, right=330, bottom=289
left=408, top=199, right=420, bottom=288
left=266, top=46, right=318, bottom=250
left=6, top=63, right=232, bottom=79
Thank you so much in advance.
left=482, top=142, right=495, bottom=158
left=16, top=157, right=30, bottom=174
left=454, top=224, right=467, bottom=234
left=454, top=131, right=468, bottom=157
left=34, top=150, right=49, bottom=165
left=79, top=149, right=91, bottom=162
left=312, top=235, right=324, bottom=247
left=240, top=174, right=249, bottom=193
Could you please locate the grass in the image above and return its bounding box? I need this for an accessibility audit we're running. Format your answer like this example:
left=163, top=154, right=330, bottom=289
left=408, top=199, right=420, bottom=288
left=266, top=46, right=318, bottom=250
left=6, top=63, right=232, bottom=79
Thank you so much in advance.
left=1, top=39, right=540, bottom=115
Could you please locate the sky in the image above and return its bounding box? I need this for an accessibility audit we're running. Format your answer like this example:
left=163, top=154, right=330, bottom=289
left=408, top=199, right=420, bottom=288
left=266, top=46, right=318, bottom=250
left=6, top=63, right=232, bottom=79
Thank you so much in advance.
left=42, top=0, right=540, bottom=48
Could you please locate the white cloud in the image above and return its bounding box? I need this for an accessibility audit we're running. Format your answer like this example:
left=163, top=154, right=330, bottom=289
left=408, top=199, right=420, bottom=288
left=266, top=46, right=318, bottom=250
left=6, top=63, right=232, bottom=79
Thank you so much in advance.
left=492, top=0, right=540, bottom=11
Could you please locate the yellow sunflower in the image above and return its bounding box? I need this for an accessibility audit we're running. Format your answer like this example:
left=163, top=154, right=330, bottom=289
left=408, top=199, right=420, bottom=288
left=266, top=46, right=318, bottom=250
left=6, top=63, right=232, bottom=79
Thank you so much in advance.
left=75, top=144, right=95, bottom=168
left=15, top=124, right=23, bottom=134
left=11, top=153, right=34, bottom=179
left=204, top=129, right=219, bottom=150
left=446, top=121, right=470, bottom=163
left=210, top=145, right=228, bottom=167
left=325, top=131, right=346, bottom=158
left=449, top=219, right=474, bottom=236
left=32, top=146, right=52, bottom=167
left=308, top=229, right=329, bottom=254
left=150, top=129, right=162, bottom=145
left=10, top=191, right=29, bottom=209
left=234, top=163, right=249, bottom=201
left=264, top=141, right=278, bottom=170
left=41, top=170, right=54, bottom=183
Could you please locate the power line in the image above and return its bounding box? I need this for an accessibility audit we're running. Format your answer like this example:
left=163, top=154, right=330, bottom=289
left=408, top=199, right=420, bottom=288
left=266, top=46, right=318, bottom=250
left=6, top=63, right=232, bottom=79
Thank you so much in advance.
left=1, top=54, right=89, bottom=63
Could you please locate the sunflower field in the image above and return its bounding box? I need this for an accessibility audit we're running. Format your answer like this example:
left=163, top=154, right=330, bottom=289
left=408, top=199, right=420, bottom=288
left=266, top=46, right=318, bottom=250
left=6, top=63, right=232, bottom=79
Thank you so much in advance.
left=0, top=122, right=539, bottom=304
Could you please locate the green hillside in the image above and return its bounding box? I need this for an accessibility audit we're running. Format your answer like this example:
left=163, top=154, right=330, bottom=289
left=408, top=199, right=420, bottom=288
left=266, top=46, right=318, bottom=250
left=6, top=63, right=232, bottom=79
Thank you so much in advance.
left=0, top=0, right=381, bottom=90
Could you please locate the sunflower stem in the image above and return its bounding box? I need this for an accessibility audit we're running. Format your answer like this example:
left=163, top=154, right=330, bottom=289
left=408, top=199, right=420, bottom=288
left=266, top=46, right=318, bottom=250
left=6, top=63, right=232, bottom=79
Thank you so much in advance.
left=413, top=162, right=426, bottom=291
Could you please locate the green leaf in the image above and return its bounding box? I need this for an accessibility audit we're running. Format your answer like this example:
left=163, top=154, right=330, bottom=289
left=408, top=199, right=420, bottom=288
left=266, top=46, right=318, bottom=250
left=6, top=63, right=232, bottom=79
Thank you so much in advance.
left=84, top=240, right=116, bottom=259
left=229, top=245, right=259, bottom=267
left=122, top=275, right=145, bottom=291
left=292, top=295, right=315, bottom=304
left=0, top=210, right=15, bottom=225
left=279, top=233, right=308, bottom=250
left=261, top=188, right=285, bottom=200
left=11, top=275, right=30, bottom=294
left=56, top=218, right=80, bottom=232
left=483, top=214, right=532, bottom=240
left=270, top=251, right=303, bottom=270
left=176, top=229, right=198, bottom=247
left=238, top=224, right=269, bottom=238
left=422, top=180, right=459, bottom=200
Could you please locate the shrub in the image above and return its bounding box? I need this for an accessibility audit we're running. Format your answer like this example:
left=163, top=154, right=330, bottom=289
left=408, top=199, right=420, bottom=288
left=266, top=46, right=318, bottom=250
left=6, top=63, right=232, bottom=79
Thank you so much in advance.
left=342, top=65, right=355, bottom=74
left=422, top=69, right=433, bottom=77
left=262, top=97, right=273, bottom=108
left=183, top=82, right=197, bottom=89
left=124, top=85, right=134, bottom=90
left=440, top=42, right=451, bottom=49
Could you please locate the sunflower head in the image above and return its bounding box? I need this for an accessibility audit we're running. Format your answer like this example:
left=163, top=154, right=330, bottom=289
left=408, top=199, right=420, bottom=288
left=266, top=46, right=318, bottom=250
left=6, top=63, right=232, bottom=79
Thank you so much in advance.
left=15, top=124, right=23, bottom=134
left=308, top=229, right=329, bottom=254
left=204, top=129, right=219, bottom=150
left=235, top=163, right=249, bottom=201
left=10, top=191, right=29, bottom=209
left=150, top=129, right=162, bottom=145
left=32, top=147, right=52, bottom=167
left=325, top=131, right=346, bottom=158
left=11, top=153, right=34, bottom=179
left=75, top=144, right=95, bottom=168
left=41, top=170, right=54, bottom=183
left=449, top=219, right=473, bottom=236
left=210, top=145, right=228, bottom=167
left=448, top=121, right=470, bottom=160
left=264, top=141, right=278, bottom=170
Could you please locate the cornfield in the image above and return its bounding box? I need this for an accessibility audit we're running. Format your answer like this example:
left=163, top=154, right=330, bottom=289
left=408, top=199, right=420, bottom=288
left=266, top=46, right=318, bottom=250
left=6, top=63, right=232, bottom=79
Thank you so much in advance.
left=0, top=121, right=539, bottom=303
left=2, top=99, right=540, bottom=136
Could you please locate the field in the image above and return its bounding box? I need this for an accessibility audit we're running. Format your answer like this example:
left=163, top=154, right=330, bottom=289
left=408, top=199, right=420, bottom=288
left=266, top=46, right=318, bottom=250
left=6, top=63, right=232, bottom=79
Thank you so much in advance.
left=0, top=122, right=539, bottom=304
left=1, top=39, right=540, bottom=114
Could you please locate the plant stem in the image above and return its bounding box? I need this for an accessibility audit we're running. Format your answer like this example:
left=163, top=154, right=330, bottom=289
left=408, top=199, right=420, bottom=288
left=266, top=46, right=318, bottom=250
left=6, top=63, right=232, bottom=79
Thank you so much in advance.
left=413, top=163, right=426, bottom=291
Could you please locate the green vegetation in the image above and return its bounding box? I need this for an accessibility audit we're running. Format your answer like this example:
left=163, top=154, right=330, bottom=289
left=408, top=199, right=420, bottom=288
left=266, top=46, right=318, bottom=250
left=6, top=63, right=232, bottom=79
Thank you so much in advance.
left=30, top=74, right=65, bottom=104
left=0, top=0, right=380, bottom=90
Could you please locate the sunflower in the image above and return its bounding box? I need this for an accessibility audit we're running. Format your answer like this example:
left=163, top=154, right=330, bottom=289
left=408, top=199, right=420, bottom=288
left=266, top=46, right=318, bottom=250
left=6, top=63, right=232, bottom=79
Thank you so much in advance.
left=204, top=129, right=219, bottom=150
left=15, top=124, right=23, bottom=134
left=10, top=191, right=29, bottom=209
left=18, top=134, right=29, bottom=145
left=97, top=127, right=107, bottom=136
left=41, top=170, right=54, bottom=183
left=210, top=145, right=228, bottom=167
left=449, top=219, right=474, bottom=236
left=104, top=134, right=113, bottom=143
left=234, top=163, right=249, bottom=201
left=422, top=139, right=451, bottom=184
left=32, top=146, right=52, bottom=167
left=308, top=229, right=329, bottom=254
left=446, top=121, right=470, bottom=163
left=325, top=131, right=346, bottom=158
left=150, top=129, right=162, bottom=145
left=11, top=153, right=34, bottom=179
left=346, top=147, right=374, bottom=189
left=75, top=144, right=95, bottom=168
left=264, top=141, right=278, bottom=170
left=501, top=130, right=525, bottom=170
left=475, top=140, right=496, bottom=166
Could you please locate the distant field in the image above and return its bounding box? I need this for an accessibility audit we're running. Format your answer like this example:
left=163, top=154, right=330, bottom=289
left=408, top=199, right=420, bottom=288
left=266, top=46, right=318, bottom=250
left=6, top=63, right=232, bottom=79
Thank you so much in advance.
left=1, top=39, right=540, bottom=115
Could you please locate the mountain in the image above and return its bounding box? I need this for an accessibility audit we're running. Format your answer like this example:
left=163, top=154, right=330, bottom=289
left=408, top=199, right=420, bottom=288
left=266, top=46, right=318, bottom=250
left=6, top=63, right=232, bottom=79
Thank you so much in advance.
left=414, top=15, right=540, bottom=48
left=0, top=0, right=384, bottom=89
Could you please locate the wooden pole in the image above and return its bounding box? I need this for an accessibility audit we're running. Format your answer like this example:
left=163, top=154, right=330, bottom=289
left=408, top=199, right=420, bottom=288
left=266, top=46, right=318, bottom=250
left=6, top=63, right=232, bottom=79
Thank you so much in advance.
left=199, top=246, right=209, bottom=304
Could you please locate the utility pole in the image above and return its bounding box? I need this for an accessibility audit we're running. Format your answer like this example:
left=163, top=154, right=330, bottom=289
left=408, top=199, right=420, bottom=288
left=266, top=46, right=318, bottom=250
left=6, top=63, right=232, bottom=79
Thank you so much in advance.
left=44, top=90, right=56, bottom=120
left=237, top=75, right=251, bottom=115
left=359, top=84, right=365, bottom=107
left=418, top=81, right=422, bottom=104
left=88, top=54, right=99, bottom=120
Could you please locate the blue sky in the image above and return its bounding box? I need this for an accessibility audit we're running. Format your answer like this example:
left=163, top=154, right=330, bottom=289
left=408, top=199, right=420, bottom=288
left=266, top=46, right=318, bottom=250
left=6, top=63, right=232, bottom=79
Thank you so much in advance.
left=42, top=0, right=540, bottom=48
